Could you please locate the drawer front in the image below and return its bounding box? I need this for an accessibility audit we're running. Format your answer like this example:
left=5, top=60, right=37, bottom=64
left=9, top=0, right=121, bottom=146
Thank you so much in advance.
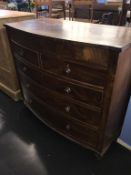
left=41, top=38, right=110, bottom=68
left=9, top=28, right=42, bottom=52
left=41, top=55, right=107, bottom=87
left=24, top=92, right=99, bottom=149
left=11, top=41, right=39, bottom=66
left=41, top=71, right=104, bottom=107
left=20, top=76, right=102, bottom=127
left=9, top=28, right=110, bottom=68
left=16, top=60, right=42, bottom=84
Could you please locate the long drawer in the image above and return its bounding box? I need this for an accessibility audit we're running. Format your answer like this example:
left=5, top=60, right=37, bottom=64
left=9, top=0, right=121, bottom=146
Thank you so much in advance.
left=9, top=28, right=110, bottom=69
left=40, top=38, right=110, bottom=69
left=40, top=55, right=108, bottom=87
left=41, top=71, right=104, bottom=107
left=16, top=59, right=104, bottom=107
left=20, top=75, right=102, bottom=127
left=24, top=92, right=100, bottom=149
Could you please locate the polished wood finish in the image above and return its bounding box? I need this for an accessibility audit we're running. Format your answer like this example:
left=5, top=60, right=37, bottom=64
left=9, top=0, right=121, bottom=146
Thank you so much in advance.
left=5, top=19, right=131, bottom=156
left=0, top=10, right=35, bottom=101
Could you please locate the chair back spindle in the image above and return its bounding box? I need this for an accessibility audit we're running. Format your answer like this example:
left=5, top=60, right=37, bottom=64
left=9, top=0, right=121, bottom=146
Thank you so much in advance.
left=119, top=0, right=131, bottom=26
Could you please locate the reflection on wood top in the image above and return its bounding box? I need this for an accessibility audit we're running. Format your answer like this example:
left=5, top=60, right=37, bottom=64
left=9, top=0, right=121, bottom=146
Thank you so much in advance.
left=0, top=10, right=35, bottom=19
left=5, top=18, right=131, bottom=49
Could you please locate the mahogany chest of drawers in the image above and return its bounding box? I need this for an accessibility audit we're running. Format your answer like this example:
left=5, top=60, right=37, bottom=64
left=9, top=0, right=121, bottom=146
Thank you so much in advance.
left=5, top=19, right=131, bottom=156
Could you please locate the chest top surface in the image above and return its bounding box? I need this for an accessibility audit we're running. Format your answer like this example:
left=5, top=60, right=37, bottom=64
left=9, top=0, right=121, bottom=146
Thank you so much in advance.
left=5, top=18, right=131, bottom=49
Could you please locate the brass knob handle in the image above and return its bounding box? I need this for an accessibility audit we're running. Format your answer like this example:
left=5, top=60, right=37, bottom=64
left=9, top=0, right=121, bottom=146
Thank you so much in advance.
left=64, top=87, right=71, bottom=94
left=65, top=65, right=71, bottom=74
left=66, top=124, right=71, bottom=131
left=65, top=105, right=70, bottom=112
left=65, top=68, right=71, bottom=74
left=23, top=67, right=27, bottom=72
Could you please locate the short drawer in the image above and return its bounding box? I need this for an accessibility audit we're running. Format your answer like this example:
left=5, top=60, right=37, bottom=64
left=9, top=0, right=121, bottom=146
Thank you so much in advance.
left=24, top=93, right=99, bottom=148
left=8, top=28, right=41, bottom=52
left=41, top=38, right=110, bottom=68
left=41, top=71, right=104, bottom=107
left=16, top=60, right=41, bottom=84
left=41, top=56, right=108, bottom=87
left=21, top=77, right=102, bottom=127
left=11, top=40, right=39, bottom=66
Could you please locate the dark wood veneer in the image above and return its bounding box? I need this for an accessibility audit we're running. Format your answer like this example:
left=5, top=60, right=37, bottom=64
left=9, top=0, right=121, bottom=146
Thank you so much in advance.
left=5, top=19, right=131, bottom=156
left=24, top=92, right=100, bottom=149
left=20, top=74, right=102, bottom=127
left=12, top=40, right=39, bottom=66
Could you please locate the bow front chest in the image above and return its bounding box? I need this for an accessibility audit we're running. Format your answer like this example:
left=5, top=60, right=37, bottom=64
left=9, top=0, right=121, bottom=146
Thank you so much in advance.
left=5, top=19, right=131, bottom=156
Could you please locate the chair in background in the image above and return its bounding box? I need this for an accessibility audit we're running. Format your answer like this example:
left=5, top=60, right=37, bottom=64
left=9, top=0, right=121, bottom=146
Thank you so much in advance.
left=119, top=0, right=131, bottom=26
left=70, top=0, right=92, bottom=21
left=53, top=0, right=66, bottom=19
left=90, top=1, right=120, bottom=25
left=34, top=0, right=66, bottom=19
left=69, top=0, right=121, bottom=24
left=0, top=0, right=8, bottom=9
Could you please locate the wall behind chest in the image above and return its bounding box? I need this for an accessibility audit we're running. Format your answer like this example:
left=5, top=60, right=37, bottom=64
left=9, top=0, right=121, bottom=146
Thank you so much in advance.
left=120, top=97, right=131, bottom=147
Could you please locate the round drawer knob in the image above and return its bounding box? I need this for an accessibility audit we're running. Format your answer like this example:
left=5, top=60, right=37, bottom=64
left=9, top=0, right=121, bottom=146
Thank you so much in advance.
left=65, top=124, right=71, bottom=131
left=65, top=65, right=71, bottom=74
left=65, top=105, right=70, bottom=112
left=64, top=87, right=71, bottom=94
left=23, top=67, right=27, bottom=72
